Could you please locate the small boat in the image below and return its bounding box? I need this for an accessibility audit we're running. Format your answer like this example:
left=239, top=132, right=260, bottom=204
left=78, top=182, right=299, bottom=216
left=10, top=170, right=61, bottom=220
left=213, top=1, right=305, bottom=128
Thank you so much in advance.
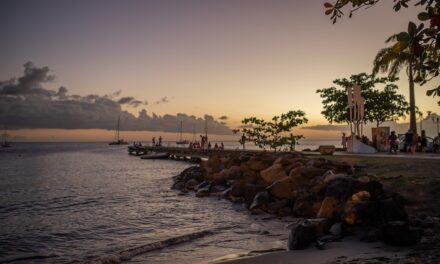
left=140, top=152, right=169, bottom=160
left=109, top=116, right=128, bottom=145
left=176, top=121, right=189, bottom=145
left=1, top=127, right=12, bottom=148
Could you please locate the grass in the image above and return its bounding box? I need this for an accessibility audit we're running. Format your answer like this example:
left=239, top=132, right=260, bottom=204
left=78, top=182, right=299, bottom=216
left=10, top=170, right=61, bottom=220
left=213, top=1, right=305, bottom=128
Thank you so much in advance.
left=310, top=154, right=440, bottom=216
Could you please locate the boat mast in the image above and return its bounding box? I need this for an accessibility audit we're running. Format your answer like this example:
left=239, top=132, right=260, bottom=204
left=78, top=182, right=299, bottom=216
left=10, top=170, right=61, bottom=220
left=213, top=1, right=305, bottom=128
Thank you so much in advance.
left=180, top=121, right=183, bottom=142
left=205, top=118, right=208, bottom=139
left=117, top=116, right=120, bottom=142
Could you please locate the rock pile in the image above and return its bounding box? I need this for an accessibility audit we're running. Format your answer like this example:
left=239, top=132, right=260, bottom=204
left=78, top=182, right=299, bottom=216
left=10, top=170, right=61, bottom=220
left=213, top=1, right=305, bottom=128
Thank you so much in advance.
left=171, top=152, right=423, bottom=249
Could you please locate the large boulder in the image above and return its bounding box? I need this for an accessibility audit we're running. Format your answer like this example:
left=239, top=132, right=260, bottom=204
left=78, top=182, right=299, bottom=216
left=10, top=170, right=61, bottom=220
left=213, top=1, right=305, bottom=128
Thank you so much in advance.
left=267, top=176, right=299, bottom=199
left=316, top=196, right=339, bottom=218
left=185, top=179, right=200, bottom=190
left=260, top=164, right=287, bottom=184
left=293, top=193, right=322, bottom=217
left=247, top=155, right=273, bottom=171
left=343, top=201, right=375, bottom=225
left=325, top=178, right=355, bottom=200
left=208, top=165, right=242, bottom=184
left=288, top=220, right=316, bottom=250
left=243, top=183, right=267, bottom=204
left=249, top=191, right=271, bottom=210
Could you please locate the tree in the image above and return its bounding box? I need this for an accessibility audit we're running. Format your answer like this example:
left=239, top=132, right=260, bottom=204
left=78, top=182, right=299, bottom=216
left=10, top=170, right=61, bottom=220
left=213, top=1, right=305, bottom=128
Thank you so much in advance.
left=233, top=110, right=308, bottom=152
left=317, top=73, right=409, bottom=130
left=323, top=0, right=440, bottom=105
left=372, top=22, right=424, bottom=134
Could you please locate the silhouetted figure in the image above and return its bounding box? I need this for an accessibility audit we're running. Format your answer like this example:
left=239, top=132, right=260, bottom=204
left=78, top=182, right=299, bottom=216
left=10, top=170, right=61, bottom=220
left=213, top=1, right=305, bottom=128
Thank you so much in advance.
left=341, top=132, right=347, bottom=150
left=420, top=130, right=427, bottom=152
left=208, top=142, right=212, bottom=150
left=214, top=143, right=218, bottom=150
left=158, top=136, right=162, bottom=146
left=389, top=131, right=398, bottom=154
left=434, top=133, right=440, bottom=153
left=404, top=130, right=413, bottom=152
left=220, top=142, right=224, bottom=150
left=152, top=137, right=156, bottom=146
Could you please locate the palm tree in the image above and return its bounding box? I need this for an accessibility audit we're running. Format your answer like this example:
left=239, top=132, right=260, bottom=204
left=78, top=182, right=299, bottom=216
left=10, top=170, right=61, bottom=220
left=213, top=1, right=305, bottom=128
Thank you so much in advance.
left=373, top=22, right=425, bottom=136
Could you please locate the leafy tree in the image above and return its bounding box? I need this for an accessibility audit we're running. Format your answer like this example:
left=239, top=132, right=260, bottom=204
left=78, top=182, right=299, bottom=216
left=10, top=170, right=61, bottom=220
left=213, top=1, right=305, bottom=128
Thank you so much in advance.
left=233, top=111, right=308, bottom=152
left=317, top=73, right=409, bottom=132
left=323, top=0, right=440, bottom=105
left=372, top=22, right=424, bottom=133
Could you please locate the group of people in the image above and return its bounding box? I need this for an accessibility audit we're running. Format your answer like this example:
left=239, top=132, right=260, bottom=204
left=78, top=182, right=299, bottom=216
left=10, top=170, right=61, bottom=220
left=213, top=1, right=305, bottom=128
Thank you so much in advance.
left=151, top=136, right=163, bottom=147
left=342, top=130, right=440, bottom=154
left=189, top=138, right=224, bottom=151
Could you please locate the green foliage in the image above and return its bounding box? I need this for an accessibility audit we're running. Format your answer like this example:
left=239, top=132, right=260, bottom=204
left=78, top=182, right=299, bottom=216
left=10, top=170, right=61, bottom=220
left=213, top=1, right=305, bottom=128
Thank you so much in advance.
left=233, top=111, right=308, bottom=151
left=323, top=0, right=440, bottom=105
left=317, top=73, right=409, bottom=127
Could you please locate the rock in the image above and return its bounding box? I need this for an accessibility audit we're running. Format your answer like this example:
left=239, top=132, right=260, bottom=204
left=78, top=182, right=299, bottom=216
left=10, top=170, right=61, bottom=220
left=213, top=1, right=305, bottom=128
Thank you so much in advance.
left=250, top=191, right=271, bottom=210
left=267, top=199, right=289, bottom=214
left=171, top=180, right=185, bottom=190
left=260, top=164, right=287, bottom=184
left=300, top=167, right=327, bottom=179
left=267, top=176, right=299, bottom=199
left=195, top=183, right=211, bottom=197
left=195, top=181, right=211, bottom=192
left=293, top=194, right=322, bottom=217
left=209, top=166, right=242, bottom=184
left=288, top=220, right=316, bottom=250
left=230, top=180, right=246, bottom=197
left=185, top=179, right=200, bottom=190
left=329, top=222, right=343, bottom=237
left=316, top=196, right=339, bottom=218
left=243, top=183, right=266, bottom=204
left=248, top=155, right=273, bottom=171
left=343, top=201, right=374, bottom=225
left=325, top=178, right=355, bottom=200
left=323, top=172, right=349, bottom=184
left=381, top=221, right=421, bottom=246
left=220, top=187, right=232, bottom=199
left=351, top=191, right=370, bottom=202
left=211, top=184, right=227, bottom=193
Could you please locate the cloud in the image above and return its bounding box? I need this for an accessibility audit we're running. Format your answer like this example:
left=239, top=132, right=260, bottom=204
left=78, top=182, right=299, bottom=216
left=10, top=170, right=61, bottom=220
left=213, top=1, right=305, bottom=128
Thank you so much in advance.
left=118, top=96, right=147, bottom=107
left=0, top=62, right=233, bottom=135
left=218, top=115, right=228, bottom=120
left=154, top=96, right=170, bottom=104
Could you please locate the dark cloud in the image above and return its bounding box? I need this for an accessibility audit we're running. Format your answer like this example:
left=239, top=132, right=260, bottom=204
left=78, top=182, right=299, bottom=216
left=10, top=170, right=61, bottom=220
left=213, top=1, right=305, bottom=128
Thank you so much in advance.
left=154, top=96, right=169, bottom=104
left=218, top=115, right=228, bottom=120
left=0, top=62, right=232, bottom=135
left=117, top=96, right=147, bottom=107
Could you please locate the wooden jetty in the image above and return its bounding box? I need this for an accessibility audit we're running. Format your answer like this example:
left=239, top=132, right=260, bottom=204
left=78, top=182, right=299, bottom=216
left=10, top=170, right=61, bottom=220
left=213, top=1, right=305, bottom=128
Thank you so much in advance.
left=127, top=146, right=261, bottom=162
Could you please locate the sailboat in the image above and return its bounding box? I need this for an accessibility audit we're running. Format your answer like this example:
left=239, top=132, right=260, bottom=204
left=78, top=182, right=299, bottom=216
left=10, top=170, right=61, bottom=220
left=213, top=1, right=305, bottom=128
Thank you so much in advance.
left=176, top=121, right=189, bottom=145
left=2, top=127, right=12, bottom=148
left=109, top=116, right=128, bottom=145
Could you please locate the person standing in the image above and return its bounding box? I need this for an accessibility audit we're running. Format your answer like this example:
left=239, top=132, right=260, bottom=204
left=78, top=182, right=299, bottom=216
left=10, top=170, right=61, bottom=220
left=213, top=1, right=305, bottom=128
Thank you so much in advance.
left=341, top=132, right=347, bottom=150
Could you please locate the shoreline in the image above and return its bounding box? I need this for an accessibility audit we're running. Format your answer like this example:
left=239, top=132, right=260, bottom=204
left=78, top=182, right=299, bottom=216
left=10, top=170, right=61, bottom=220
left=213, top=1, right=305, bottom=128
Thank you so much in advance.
left=169, top=151, right=440, bottom=264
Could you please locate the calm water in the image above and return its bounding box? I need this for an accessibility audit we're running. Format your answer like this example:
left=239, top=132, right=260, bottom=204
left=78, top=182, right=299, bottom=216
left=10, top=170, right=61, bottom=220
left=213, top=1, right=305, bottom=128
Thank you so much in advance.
left=0, top=143, right=295, bottom=264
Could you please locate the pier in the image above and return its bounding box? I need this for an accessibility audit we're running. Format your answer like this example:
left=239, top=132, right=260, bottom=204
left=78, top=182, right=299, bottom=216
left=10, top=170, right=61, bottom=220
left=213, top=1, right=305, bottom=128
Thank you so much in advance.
left=127, top=145, right=261, bottom=161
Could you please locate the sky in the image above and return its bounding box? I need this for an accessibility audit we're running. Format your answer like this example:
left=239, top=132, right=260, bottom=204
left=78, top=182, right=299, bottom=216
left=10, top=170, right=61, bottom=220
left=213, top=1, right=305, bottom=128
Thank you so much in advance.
left=0, top=0, right=438, bottom=141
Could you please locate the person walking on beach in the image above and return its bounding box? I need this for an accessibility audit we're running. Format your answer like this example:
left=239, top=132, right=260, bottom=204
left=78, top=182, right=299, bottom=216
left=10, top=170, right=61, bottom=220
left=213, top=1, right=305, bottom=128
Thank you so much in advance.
left=158, top=136, right=162, bottom=147
left=341, top=132, right=347, bottom=150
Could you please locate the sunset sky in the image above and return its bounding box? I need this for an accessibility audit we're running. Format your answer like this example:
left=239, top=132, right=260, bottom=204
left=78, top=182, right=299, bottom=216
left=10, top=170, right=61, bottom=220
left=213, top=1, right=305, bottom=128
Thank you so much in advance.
left=0, top=0, right=438, bottom=141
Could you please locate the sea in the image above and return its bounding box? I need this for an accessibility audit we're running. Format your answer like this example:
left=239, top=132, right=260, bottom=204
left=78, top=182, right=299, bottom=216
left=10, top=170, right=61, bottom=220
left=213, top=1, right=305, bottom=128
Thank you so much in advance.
left=0, top=140, right=339, bottom=263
